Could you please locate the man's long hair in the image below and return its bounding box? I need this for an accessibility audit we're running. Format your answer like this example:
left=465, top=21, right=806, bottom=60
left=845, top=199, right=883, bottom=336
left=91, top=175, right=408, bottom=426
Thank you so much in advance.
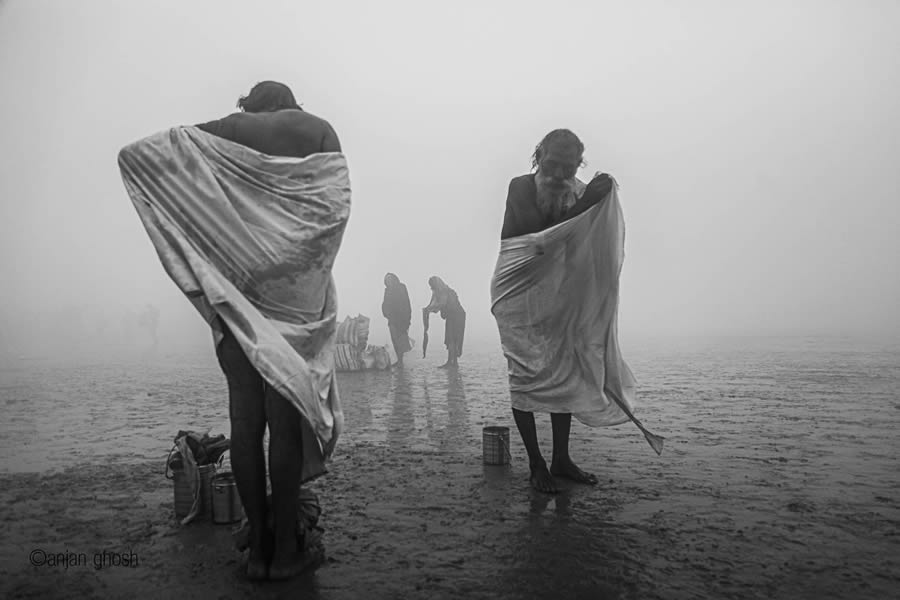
left=237, top=81, right=303, bottom=113
left=531, top=128, right=585, bottom=170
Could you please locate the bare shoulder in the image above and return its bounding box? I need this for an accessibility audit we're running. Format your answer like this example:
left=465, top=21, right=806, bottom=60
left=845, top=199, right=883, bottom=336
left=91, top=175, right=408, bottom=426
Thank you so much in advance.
left=507, top=173, right=535, bottom=201
left=195, top=111, right=240, bottom=132
left=293, top=109, right=336, bottom=132
left=290, top=110, right=340, bottom=151
left=509, top=173, right=533, bottom=188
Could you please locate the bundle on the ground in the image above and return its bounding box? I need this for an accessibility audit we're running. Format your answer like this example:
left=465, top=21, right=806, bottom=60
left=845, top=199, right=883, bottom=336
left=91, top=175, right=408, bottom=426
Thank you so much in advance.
left=165, top=430, right=230, bottom=524
left=167, top=430, right=230, bottom=470
left=334, top=315, right=392, bottom=371
left=490, top=186, right=663, bottom=454
left=233, top=488, right=323, bottom=565
left=118, top=127, right=350, bottom=461
left=335, top=314, right=371, bottom=351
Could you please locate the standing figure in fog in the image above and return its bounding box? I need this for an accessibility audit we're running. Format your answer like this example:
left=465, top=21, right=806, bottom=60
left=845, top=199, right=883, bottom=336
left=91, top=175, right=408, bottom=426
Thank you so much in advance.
left=423, top=276, right=466, bottom=369
left=496, top=129, right=617, bottom=493
left=382, top=272, right=412, bottom=366
left=193, top=81, right=343, bottom=580
left=120, top=80, right=348, bottom=581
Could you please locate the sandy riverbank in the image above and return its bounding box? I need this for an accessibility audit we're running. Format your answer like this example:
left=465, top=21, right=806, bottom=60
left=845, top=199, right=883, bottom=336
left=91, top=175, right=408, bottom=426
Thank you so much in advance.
left=2, top=340, right=898, bottom=599
left=1, top=435, right=897, bottom=600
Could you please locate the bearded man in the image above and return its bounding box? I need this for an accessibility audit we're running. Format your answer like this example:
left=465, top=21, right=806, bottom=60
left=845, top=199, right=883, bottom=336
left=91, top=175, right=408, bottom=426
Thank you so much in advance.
left=494, top=128, right=662, bottom=494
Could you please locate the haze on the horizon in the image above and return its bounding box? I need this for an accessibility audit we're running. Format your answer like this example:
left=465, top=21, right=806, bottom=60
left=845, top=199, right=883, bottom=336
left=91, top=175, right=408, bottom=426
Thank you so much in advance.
left=1, top=0, right=898, bottom=360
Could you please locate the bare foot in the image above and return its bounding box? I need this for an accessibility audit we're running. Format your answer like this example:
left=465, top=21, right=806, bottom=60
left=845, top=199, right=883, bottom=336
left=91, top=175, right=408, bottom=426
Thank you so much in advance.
left=529, top=462, right=558, bottom=494
left=268, top=547, right=324, bottom=581
left=437, top=362, right=449, bottom=369
left=550, top=456, right=598, bottom=485
left=245, top=545, right=268, bottom=580
left=243, top=527, right=272, bottom=580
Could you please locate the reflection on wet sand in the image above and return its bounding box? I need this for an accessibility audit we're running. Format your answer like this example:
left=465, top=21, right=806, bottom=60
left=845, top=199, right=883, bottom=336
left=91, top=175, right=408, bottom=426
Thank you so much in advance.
left=504, top=491, right=630, bottom=600
left=444, top=368, right=469, bottom=445
left=386, top=367, right=413, bottom=448
left=528, top=488, right=572, bottom=519
left=339, top=370, right=391, bottom=443
left=334, top=360, right=477, bottom=451
left=384, top=365, right=470, bottom=451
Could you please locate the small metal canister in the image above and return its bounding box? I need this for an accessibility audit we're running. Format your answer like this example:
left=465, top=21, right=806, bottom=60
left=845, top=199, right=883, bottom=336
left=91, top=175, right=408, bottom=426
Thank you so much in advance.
left=482, top=426, right=511, bottom=465
left=211, top=472, right=244, bottom=524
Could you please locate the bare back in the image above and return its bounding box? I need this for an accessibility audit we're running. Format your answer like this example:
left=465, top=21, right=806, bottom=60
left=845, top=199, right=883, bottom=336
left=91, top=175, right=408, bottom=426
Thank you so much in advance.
left=196, top=109, right=341, bottom=158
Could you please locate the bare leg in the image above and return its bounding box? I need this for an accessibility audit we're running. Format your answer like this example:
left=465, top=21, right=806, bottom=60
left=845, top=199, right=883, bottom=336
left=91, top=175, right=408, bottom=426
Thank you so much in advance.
left=389, top=325, right=407, bottom=367
left=512, top=408, right=557, bottom=493
left=217, top=327, right=269, bottom=580
left=549, top=413, right=598, bottom=485
left=441, top=345, right=460, bottom=369
left=438, top=318, right=453, bottom=368
left=448, top=315, right=464, bottom=369
left=265, top=386, right=312, bottom=580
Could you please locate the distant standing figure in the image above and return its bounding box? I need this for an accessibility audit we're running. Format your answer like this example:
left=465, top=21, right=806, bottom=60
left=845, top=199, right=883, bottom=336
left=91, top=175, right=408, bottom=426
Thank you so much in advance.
left=423, top=276, right=466, bottom=368
left=381, top=273, right=412, bottom=366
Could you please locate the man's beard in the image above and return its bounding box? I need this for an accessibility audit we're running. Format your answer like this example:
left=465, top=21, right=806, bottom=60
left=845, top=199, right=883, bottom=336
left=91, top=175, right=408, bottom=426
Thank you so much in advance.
left=535, top=174, right=576, bottom=220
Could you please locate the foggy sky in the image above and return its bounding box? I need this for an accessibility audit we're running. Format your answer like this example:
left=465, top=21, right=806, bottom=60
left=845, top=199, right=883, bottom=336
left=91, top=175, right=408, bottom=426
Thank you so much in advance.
left=1, top=0, right=898, bottom=359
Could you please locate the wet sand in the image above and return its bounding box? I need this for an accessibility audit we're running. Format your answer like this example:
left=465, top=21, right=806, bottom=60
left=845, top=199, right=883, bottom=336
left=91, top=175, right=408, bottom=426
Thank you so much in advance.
left=1, top=337, right=898, bottom=599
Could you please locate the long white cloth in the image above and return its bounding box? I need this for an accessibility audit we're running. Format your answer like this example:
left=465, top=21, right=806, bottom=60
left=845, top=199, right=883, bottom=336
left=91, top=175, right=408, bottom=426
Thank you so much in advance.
left=118, top=126, right=349, bottom=457
left=490, top=187, right=662, bottom=454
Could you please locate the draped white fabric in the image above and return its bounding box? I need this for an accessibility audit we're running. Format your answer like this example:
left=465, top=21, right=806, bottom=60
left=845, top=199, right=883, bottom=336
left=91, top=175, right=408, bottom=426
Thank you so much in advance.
left=491, top=187, right=663, bottom=454
left=118, top=126, right=350, bottom=458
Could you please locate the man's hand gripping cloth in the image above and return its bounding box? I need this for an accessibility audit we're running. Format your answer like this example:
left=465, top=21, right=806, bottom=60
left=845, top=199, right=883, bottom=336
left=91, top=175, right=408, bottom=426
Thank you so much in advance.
left=490, top=185, right=663, bottom=455
left=118, top=127, right=350, bottom=462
